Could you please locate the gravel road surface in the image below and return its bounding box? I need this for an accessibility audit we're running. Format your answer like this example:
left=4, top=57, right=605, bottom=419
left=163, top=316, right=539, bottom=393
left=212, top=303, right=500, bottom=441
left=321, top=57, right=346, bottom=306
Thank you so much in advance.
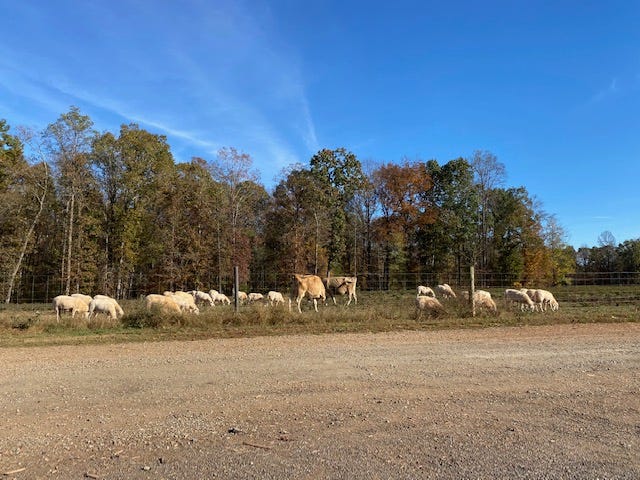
left=1, top=322, right=639, bottom=479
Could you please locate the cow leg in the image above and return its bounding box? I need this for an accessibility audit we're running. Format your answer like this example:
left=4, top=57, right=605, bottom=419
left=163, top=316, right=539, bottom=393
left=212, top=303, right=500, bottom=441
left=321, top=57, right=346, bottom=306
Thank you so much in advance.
left=296, top=296, right=303, bottom=313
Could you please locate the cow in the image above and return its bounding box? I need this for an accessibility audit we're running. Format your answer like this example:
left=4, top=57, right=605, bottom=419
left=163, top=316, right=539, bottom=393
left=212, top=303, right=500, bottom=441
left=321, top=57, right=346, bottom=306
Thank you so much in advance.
left=291, top=274, right=326, bottom=313
left=325, top=275, right=358, bottom=306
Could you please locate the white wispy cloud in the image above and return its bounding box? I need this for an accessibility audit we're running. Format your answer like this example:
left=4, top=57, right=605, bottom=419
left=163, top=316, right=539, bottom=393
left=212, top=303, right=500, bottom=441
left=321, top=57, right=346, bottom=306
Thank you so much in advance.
left=590, top=78, right=619, bottom=104
left=0, top=0, right=319, bottom=181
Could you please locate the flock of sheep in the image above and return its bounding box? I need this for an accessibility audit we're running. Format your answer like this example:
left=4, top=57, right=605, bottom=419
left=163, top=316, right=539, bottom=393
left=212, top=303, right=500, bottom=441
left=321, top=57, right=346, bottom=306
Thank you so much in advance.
left=51, top=276, right=559, bottom=321
left=415, top=283, right=560, bottom=317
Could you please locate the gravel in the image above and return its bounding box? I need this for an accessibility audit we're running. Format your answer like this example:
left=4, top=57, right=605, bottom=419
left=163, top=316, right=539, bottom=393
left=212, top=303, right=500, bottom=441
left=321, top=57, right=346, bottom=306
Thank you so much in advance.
left=1, top=322, right=639, bottom=479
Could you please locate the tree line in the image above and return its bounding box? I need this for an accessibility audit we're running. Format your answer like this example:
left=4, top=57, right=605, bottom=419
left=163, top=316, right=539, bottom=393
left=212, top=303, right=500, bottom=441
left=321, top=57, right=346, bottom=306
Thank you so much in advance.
left=1, top=107, right=626, bottom=302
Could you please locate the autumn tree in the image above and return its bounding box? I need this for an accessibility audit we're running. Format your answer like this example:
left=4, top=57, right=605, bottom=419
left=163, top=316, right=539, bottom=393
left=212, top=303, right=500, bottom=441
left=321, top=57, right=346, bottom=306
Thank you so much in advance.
left=210, top=147, right=265, bottom=288
left=372, top=160, right=435, bottom=288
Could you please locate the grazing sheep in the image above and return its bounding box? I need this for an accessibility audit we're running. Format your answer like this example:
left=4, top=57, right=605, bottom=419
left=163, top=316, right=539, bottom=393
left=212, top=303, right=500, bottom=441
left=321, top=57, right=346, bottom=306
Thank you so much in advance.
left=234, top=291, right=248, bottom=303
left=52, top=295, right=89, bottom=322
left=519, top=288, right=541, bottom=311
left=417, top=285, right=435, bottom=297
left=435, top=284, right=457, bottom=299
left=209, top=289, right=219, bottom=299
left=212, top=292, right=231, bottom=305
left=248, top=292, right=264, bottom=303
left=325, top=276, right=358, bottom=306
left=267, top=291, right=285, bottom=306
left=473, top=290, right=498, bottom=314
left=504, top=289, right=535, bottom=311
left=532, top=289, right=559, bottom=312
left=415, top=295, right=446, bottom=318
left=71, top=293, right=93, bottom=306
left=89, top=296, right=124, bottom=320
left=189, top=290, right=214, bottom=307
left=146, top=294, right=181, bottom=314
left=292, top=274, right=326, bottom=313
left=164, top=291, right=200, bottom=314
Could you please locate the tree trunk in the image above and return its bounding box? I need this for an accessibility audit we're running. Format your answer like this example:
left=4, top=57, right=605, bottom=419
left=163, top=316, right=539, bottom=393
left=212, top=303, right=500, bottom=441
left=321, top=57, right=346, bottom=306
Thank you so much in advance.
left=65, top=192, right=75, bottom=295
left=5, top=167, right=48, bottom=303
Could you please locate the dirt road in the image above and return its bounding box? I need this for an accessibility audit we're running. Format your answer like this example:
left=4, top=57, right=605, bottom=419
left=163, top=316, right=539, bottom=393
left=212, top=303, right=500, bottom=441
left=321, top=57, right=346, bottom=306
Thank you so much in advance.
left=1, top=322, right=639, bottom=479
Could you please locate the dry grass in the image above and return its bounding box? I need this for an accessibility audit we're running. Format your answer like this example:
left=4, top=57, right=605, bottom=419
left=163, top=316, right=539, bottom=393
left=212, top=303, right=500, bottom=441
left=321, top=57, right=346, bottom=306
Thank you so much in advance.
left=0, top=287, right=638, bottom=347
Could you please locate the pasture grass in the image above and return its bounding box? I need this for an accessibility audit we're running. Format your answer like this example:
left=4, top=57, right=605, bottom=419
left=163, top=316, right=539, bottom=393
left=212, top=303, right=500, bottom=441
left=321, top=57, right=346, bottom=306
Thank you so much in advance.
left=0, top=287, right=638, bottom=348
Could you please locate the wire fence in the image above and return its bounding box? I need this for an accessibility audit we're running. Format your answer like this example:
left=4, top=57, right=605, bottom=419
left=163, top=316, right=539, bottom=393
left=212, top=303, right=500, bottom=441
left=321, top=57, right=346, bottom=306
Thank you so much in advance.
left=3, top=271, right=640, bottom=304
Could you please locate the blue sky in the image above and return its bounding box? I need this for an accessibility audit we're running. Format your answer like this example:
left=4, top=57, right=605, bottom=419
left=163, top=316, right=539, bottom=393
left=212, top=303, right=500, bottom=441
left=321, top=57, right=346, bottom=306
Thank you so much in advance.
left=1, top=0, right=639, bottom=248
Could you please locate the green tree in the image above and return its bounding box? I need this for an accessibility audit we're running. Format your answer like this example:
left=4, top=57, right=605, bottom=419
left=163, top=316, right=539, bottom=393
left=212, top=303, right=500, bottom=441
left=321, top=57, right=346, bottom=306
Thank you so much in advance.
left=45, top=107, right=97, bottom=295
left=422, top=158, right=479, bottom=282
left=310, top=148, right=365, bottom=274
left=91, top=124, right=176, bottom=296
left=1, top=122, right=51, bottom=302
left=264, top=166, right=327, bottom=276
left=471, top=150, right=506, bottom=270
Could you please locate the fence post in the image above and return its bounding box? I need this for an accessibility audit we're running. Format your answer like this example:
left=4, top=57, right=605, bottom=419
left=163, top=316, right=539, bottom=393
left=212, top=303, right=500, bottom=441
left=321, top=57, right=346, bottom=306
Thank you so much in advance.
left=469, top=265, right=476, bottom=317
left=233, top=266, right=240, bottom=314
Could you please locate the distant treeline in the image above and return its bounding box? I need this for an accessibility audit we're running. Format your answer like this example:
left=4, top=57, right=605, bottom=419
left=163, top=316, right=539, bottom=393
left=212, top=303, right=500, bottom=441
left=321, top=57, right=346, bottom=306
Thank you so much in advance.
left=1, top=107, right=636, bottom=301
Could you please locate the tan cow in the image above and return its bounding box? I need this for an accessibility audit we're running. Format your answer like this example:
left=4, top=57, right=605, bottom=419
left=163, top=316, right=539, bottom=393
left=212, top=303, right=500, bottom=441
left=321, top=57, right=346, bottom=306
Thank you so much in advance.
left=292, top=274, right=326, bottom=313
left=325, top=275, right=358, bottom=306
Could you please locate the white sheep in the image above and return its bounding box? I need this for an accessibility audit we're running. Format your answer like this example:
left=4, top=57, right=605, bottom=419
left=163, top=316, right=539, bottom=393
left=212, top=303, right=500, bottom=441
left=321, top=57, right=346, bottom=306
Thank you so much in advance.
left=532, top=289, right=559, bottom=312
left=71, top=293, right=93, bottom=306
left=146, top=294, right=181, bottom=314
left=212, top=292, right=231, bottom=305
left=435, top=284, right=457, bottom=299
left=473, top=290, right=498, bottom=314
left=164, top=291, right=200, bottom=314
left=415, top=294, right=446, bottom=318
left=417, top=285, right=435, bottom=297
left=52, top=295, right=89, bottom=322
left=504, top=288, right=535, bottom=311
left=267, top=291, right=285, bottom=306
left=209, top=289, right=220, bottom=299
left=190, top=290, right=214, bottom=307
left=235, top=291, right=248, bottom=303
left=248, top=292, right=264, bottom=303
left=89, top=296, right=124, bottom=320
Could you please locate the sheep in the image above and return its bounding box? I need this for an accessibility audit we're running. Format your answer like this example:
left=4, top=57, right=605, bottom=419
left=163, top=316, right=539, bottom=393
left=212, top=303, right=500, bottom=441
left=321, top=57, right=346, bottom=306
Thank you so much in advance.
left=146, top=294, right=181, bottom=314
left=435, top=284, right=457, bottom=299
left=415, top=294, right=446, bottom=318
left=504, top=288, right=535, bottom=311
left=325, top=276, right=358, bottom=306
left=189, top=290, right=214, bottom=307
left=212, top=292, right=231, bottom=305
left=71, top=293, right=93, bottom=306
left=248, top=292, right=264, bottom=303
left=164, top=291, right=200, bottom=314
left=417, top=285, right=435, bottom=297
left=209, top=289, right=220, bottom=299
left=89, top=296, right=124, bottom=320
left=235, top=291, right=248, bottom=303
left=473, top=290, right=498, bottom=314
left=267, top=291, right=285, bottom=306
left=532, top=289, right=559, bottom=312
left=519, top=288, right=541, bottom=311
left=52, top=295, right=89, bottom=322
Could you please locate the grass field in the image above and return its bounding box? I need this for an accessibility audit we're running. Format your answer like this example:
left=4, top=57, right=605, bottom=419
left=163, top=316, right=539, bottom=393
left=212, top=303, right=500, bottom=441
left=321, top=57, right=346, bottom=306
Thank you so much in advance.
left=0, top=286, right=638, bottom=348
